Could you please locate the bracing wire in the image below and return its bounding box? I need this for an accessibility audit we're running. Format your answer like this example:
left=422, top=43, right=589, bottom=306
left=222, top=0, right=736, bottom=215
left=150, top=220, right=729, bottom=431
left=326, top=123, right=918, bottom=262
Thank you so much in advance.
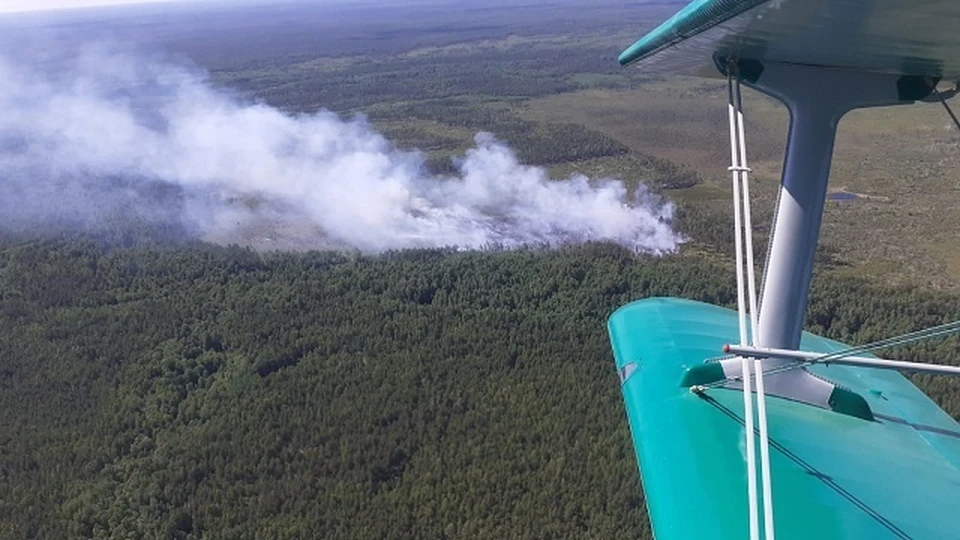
left=741, top=356, right=760, bottom=540
left=704, top=318, right=960, bottom=390
left=754, top=359, right=775, bottom=540
left=728, top=63, right=765, bottom=540
left=815, top=320, right=960, bottom=364
left=735, top=79, right=760, bottom=345
left=728, top=71, right=749, bottom=347
left=696, top=359, right=807, bottom=391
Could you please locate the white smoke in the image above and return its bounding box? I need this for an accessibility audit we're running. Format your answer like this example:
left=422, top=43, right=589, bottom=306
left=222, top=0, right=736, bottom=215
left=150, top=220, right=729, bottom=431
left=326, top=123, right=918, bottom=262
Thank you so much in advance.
left=0, top=44, right=681, bottom=253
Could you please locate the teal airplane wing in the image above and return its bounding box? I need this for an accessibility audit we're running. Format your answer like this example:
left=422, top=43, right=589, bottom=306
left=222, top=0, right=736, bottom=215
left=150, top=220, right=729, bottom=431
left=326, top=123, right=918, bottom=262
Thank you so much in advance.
left=619, top=0, right=960, bottom=79
left=609, top=298, right=960, bottom=539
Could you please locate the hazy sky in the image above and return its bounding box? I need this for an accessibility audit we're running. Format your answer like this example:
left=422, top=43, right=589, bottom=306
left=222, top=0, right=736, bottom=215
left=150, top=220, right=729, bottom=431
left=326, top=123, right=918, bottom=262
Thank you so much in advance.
left=0, top=0, right=181, bottom=14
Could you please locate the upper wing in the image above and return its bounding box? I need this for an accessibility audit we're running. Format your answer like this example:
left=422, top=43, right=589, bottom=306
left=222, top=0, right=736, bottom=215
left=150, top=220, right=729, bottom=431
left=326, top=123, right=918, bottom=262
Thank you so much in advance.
left=619, top=0, right=960, bottom=79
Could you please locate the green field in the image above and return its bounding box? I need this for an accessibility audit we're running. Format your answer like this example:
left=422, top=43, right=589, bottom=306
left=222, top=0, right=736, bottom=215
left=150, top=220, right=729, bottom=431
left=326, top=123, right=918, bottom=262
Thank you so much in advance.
left=524, top=86, right=960, bottom=289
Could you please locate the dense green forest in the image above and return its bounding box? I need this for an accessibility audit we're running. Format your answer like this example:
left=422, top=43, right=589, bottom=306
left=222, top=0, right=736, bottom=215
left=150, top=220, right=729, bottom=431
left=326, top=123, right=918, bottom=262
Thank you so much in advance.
left=1, top=238, right=959, bottom=538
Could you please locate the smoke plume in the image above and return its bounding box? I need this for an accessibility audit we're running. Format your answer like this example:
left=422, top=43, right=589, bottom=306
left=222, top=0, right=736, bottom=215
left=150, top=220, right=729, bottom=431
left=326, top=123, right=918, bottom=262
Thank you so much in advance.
left=0, top=45, right=681, bottom=253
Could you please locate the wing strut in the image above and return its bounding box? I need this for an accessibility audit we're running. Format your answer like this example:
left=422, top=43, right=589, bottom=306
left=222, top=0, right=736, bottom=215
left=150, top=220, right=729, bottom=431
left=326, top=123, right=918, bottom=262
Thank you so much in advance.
left=684, top=62, right=935, bottom=421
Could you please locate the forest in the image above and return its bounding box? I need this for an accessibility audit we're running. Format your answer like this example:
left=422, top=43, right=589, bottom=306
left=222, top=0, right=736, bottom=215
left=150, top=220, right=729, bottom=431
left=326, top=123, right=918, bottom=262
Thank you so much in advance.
left=2, top=237, right=959, bottom=539
left=2, top=0, right=960, bottom=538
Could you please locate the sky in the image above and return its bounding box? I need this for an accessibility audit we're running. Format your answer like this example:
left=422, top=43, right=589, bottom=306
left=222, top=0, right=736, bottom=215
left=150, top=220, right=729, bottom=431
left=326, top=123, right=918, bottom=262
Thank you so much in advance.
left=0, top=0, right=181, bottom=14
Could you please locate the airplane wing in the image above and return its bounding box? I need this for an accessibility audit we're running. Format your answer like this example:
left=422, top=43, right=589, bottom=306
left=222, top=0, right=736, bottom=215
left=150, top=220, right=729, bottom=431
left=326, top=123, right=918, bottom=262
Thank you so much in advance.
left=619, top=0, right=960, bottom=80
left=610, top=2, right=960, bottom=539
left=610, top=298, right=960, bottom=539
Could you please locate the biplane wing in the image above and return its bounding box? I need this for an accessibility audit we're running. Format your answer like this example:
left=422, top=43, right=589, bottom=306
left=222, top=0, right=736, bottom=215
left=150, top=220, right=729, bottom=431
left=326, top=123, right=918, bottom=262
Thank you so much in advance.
left=609, top=2, right=960, bottom=538
left=609, top=298, right=960, bottom=539
left=619, top=0, right=960, bottom=80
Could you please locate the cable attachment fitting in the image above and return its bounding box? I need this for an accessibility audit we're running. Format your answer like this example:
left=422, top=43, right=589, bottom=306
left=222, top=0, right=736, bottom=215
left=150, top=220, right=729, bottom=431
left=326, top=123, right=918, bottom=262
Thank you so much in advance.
left=921, top=79, right=959, bottom=103
left=725, top=57, right=740, bottom=79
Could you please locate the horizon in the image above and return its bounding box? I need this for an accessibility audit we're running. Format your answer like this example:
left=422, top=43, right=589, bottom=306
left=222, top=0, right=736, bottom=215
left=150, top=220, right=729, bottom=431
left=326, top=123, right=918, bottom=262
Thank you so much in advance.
left=0, top=0, right=168, bottom=13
